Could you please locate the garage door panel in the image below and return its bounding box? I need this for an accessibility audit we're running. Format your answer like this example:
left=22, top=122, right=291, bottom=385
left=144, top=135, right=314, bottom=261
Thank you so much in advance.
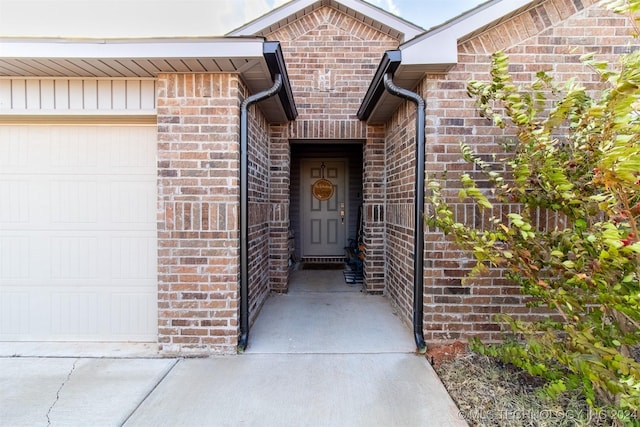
left=0, top=128, right=29, bottom=168
left=1, top=287, right=48, bottom=339
left=51, top=292, right=101, bottom=336
left=50, top=130, right=99, bottom=170
left=0, top=236, right=30, bottom=280
left=110, top=292, right=157, bottom=337
left=0, top=291, right=30, bottom=336
left=1, top=232, right=156, bottom=286
left=0, top=287, right=156, bottom=341
left=50, top=289, right=155, bottom=340
left=111, top=236, right=157, bottom=279
left=0, top=125, right=157, bottom=342
left=50, top=180, right=100, bottom=223
left=110, top=128, right=157, bottom=171
left=50, top=236, right=100, bottom=280
left=0, top=180, right=29, bottom=223
left=111, top=180, right=157, bottom=225
left=0, top=128, right=156, bottom=175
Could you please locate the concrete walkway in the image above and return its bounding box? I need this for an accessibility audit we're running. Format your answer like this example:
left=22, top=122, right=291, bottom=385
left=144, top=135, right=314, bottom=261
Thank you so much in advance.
left=0, top=268, right=467, bottom=426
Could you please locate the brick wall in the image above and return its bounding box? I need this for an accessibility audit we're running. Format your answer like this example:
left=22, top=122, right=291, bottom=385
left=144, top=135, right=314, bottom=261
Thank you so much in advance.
left=247, top=105, right=272, bottom=325
left=269, top=124, right=291, bottom=292
left=385, top=98, right=420, bottom=321
left=269, top=6, right=398, bottom=124
left=412, top=0, right=633, bottom=344
left=151, top=0, right=629, bottom=354
left=266, top=5, right=399, bottom=291
left=362, top=126, right=386, bottom=293
left=156, top=73, right=243, bottom=355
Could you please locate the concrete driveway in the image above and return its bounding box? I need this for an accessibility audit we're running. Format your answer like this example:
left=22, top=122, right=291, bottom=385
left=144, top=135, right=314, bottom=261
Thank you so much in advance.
left=0, top=268, right=467, bottom=426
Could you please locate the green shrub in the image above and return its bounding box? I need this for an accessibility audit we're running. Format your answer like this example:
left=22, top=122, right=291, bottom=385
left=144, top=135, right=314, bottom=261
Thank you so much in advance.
left=426, top=9, right=640, bottom=423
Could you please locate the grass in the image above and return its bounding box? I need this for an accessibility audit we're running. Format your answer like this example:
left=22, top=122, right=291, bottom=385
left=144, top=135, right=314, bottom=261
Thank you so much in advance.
left=435, top=351, right=616, bottom=427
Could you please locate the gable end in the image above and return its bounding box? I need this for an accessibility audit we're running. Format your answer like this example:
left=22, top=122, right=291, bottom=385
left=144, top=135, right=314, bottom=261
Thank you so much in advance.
left=228, top=0, right=423, bottom=42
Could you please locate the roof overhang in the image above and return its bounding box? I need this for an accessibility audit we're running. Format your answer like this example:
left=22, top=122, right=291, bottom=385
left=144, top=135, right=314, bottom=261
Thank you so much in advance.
left=357, top=50, right=401, bottom=121
left=358, top=0, right=537, bottom=124
left=0, top=37, right=296, bottom=123
left=262, top=41, right=297, bottom=122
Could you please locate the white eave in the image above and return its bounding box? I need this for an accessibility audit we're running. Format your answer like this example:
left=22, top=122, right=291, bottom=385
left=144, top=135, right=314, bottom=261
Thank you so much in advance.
left=228, top=0, right=424, bottom=42
left=0, top=37, right=297, bottom=123
left=360, top=0, right=539, bottom=124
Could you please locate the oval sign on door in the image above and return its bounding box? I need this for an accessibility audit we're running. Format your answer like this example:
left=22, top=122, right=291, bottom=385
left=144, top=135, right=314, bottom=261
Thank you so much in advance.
left=311, top=178, right=334, bottom=201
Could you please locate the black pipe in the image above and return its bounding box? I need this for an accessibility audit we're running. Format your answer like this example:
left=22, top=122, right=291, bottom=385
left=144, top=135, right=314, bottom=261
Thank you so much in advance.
left=383, top=73, right=427, bottom=354
left=238, top=73, right=283, bottom=353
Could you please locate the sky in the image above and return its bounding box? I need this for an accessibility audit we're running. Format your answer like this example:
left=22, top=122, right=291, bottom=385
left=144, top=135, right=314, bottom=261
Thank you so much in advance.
left=0, top=0, right=488, bottom=37
left=349, top=0, right=488, bottom=29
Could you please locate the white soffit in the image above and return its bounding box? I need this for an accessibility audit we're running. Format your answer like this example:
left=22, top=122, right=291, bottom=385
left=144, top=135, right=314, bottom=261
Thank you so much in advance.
left=228, top=0, right=424, bottom=42
left=400, top=0, right=536, bottom=70
left=0, top=37, right=268, bottom=77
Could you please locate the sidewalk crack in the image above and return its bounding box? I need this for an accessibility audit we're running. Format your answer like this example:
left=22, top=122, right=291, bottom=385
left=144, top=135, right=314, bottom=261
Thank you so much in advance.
left=46, top=358, right=78, bottom=426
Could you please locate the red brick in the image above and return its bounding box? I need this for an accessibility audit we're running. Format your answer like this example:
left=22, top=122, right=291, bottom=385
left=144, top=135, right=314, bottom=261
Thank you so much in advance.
left=153, top=0, right=632, bottom=355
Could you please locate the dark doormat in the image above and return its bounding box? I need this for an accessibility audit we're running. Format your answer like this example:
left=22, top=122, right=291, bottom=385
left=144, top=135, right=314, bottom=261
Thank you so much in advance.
left=301, top=263, right=345, bottom=270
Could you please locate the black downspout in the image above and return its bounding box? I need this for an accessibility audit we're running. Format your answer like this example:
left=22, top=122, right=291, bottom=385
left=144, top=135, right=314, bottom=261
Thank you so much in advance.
left=238, top=73, right=283, bottom=353
left=383, top=73, right=428, bottom=354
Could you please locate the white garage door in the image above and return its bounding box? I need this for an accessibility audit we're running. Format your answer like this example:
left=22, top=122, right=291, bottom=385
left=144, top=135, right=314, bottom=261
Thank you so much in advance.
left=0, top=125, right=157, bottom=341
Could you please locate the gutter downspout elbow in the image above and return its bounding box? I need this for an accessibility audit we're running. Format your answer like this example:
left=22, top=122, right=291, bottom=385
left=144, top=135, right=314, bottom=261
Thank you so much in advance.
left=238, top=73, right=283, bottom=353
left=383, top=73, right=428, bottom=354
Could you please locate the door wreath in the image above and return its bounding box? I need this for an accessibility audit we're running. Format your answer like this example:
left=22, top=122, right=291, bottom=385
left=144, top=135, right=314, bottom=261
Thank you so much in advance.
left=311, top=162, right=334, bottom=201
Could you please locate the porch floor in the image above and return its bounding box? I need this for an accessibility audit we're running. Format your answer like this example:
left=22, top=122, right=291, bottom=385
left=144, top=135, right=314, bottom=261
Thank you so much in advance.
left=247, top=267, right=415, bottom=354
left=123, top=268, right=466, bottom=425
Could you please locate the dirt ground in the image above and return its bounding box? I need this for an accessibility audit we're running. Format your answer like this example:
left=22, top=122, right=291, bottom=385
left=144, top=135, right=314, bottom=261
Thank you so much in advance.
left=429, top=343, right=615, bottom=427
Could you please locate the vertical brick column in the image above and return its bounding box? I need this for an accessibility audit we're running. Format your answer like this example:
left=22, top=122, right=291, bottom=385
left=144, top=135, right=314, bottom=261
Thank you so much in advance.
left=157, top=73, right=241, bottom=355
left=362, top=125, right=386, bottom=293
left=246, top=106, right=271, bottom=324
left=384, top=105, right=417, bottom=323
left=269, top=125, right=291, bottom=292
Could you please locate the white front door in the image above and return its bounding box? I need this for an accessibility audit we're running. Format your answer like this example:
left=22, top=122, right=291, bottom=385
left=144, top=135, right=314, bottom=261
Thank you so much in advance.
left=301, top=160, right=347, bottom=257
